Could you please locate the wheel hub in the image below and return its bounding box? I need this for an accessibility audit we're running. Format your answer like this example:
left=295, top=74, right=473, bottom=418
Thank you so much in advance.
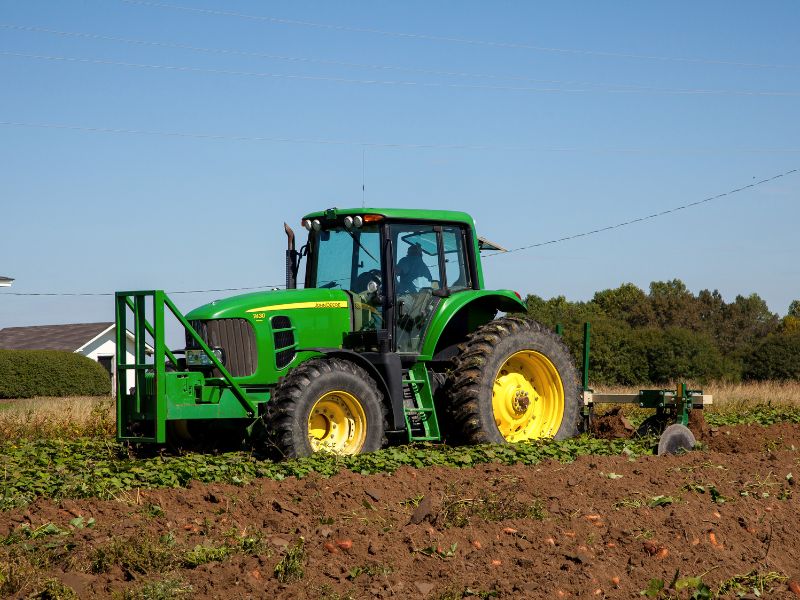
left=511, top=389, right=530, bottom=414
left=307, top=391, right=366, bottom=455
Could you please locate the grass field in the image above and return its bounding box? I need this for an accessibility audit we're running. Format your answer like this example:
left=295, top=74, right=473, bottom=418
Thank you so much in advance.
left=1, top=381, right=799, bottom=442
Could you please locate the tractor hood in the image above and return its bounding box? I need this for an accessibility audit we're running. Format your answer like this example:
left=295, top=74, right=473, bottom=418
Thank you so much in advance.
left=185, top=288, right=352, bottom=321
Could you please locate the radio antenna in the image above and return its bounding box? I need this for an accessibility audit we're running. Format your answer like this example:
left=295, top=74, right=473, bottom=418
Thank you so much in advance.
left=361, top=147, right=366, bottom=208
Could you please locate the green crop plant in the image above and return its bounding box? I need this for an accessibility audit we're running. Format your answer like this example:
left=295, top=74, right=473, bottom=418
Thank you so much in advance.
left=346, top=563, right=393, bottom=580
left=90, top=535, right=175, bottom=576
left=716, top=570, right=787, bottom=597
left=182, top=544, right=232, bottom=568
left=436, top=484, right=546, bottom=528
left=28, top=578, right=79, bottom=600
left=0, top=435, right=655, bottom=508
left=115, top=579, right=193, bottom=600
left=273, top=540, right=305, bottom=583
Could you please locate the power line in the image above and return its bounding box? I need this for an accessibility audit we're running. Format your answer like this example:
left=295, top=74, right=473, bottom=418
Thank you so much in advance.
left=120, top=0, right=800, bottom=71
left=0, top=285, right=284, bottom=297
left=4, top=169, right=796, bottom=297
left=0, top=22, right=787, bottom=94
left=4, top=50, right=799, bottom=97
left=3, top=121, right=800, bottom=155
left=484, top=167, right=798, bottom=257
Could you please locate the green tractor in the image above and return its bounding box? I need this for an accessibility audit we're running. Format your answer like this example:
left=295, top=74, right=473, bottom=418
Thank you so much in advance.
left=117, top=207, right=684, bottom=457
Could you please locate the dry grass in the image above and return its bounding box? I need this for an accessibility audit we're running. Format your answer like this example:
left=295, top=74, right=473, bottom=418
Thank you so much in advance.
left=0, top=381, right=798, bottom=442
left=594, top=380, right=800, bottom=421
left=597, top=380, right=800, bottom=407
left=0, top=396, right=115, bottom=440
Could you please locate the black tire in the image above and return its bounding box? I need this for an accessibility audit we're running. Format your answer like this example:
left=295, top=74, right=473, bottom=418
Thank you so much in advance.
left=635, top=414, right=670, bottom=438
left=445, top=316, right=581, bottom=444
left=264, top=358, right=388, bottom=458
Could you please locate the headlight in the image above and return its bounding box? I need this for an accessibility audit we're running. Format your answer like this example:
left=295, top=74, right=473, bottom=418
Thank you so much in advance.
left=185, top=347, right=225, bottom=367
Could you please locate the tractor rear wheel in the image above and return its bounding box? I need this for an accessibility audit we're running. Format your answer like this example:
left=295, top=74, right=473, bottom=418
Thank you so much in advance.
left=446, top=316, right=581, bottom=444
left=264, top=358, right=388, bottom=458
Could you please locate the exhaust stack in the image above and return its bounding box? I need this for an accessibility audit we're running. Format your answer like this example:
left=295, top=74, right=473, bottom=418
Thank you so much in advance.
left=284, top=222, right=298, bottom=289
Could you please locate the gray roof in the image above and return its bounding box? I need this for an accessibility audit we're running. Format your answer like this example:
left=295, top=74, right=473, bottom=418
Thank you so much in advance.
left=0, top=322, right=114, bottom=351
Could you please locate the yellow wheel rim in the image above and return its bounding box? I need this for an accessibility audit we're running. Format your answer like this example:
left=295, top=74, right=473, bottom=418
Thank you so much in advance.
left=307, top=390, right=367, bottom=454
left=492, top=351, right=564, bottom=442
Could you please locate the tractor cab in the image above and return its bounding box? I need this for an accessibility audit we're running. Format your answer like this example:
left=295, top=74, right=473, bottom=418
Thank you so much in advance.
left=290, top=209, right=483, bottom=356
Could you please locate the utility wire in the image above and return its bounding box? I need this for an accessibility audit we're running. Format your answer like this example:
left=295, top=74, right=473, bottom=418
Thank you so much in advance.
left=4, top=169, right=796, bottom=295
left=2, top=121, right=799, bottom=155
left=120, top=0, right=800, bottom=71
left=0, top=285, right=284, bottom=297
left=484, top=167, right=798, bottom=257
left=0, top=23, right=787, bottom=94
left=4, top=50, right=799, bottom=97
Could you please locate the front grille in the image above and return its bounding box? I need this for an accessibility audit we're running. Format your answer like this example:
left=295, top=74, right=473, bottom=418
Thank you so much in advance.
left=271, top=316, right=291, bottom=329
left=271, top=315, right=296, bottom=369
left=187, top=318, right=257, bottom=377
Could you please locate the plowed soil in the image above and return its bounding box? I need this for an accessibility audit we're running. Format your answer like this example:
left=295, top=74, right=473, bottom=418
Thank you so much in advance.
left=5, top=423, right=800, bottom=599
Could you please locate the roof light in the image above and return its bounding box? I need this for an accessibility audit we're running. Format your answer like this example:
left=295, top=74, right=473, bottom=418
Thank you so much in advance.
left=353, top=215, right=363, bottom=228
left=312, top=219, right=322, bottom=231
left=343, top=216, right=354, bottom=229
left=362, top=214, right=383, bottom=223
left=301, top=219, right=312, bottom=230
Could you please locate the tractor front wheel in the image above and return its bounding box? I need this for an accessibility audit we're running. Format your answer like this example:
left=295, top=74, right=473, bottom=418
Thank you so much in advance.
left=265, top=358, right=388, bottom=458
left=446, top=316, right=581, bottom=444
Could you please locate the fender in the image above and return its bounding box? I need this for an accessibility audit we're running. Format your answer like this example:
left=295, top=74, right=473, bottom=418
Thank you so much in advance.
left=420, top=289, right=527, bottom=360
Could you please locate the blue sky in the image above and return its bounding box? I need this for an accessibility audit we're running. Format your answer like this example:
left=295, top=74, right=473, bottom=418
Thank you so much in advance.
left=1, top=0, right=798, bottom=331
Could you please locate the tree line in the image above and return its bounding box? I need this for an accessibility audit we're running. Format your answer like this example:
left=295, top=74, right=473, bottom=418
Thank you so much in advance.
left=525, top=279, right=800, bottom=385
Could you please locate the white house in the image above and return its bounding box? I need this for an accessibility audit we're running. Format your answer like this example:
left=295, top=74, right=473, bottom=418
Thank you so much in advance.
left=0, top=276, right=13, bottom=287
left=0, top=322, right=152, bottom=395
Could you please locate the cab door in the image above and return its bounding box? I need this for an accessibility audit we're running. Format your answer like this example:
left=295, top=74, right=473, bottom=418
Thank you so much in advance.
left=389, top=223, right=473, bottom=354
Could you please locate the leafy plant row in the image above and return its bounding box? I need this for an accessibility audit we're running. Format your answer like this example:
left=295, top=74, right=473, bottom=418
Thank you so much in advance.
left=0, top=435, right=654, bottom=510
left=703, top=403, right=800, bottom=426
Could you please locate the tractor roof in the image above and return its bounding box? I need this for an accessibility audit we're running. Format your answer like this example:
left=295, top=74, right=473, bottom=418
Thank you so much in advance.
left=302, top=207, right=475, bottom=226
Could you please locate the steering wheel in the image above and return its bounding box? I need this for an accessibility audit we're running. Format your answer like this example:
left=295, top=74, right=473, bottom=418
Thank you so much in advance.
left=354, top=269, right=382, bottom=293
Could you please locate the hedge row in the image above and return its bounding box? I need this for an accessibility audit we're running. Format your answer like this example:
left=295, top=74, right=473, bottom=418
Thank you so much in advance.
left=526, top=281, right=800, bottom=385
left=0, top=350, right=111, bottom=399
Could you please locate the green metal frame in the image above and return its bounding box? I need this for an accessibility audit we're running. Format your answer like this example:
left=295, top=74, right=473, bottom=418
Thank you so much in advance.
left=578, top=321, right=705, bottom=427
left=116, top=290, right=257, bottom=443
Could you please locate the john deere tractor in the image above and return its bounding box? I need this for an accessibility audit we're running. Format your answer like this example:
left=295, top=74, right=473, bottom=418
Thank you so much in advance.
left=118, top=207, right=687, bottom=457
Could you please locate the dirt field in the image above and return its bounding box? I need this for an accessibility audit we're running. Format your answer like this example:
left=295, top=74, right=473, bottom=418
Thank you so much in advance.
left=3, top=421, right=800, bottom=599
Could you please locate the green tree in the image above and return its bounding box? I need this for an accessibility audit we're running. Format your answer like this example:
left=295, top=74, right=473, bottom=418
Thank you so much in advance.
left=744, top=332, right=800, bottom=381
left=788, top=300, right=800, bottom=318
left=592, top=283, right=654, bottom=327
left=696, top=289, right=725, bottom=336
left=584, top=320, right=650, bottom=385
left=648, top=279, right=700, bottom=330
left=716, top=293, right=779, bottom=357
left=638, top=327, right=726, bottom=384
